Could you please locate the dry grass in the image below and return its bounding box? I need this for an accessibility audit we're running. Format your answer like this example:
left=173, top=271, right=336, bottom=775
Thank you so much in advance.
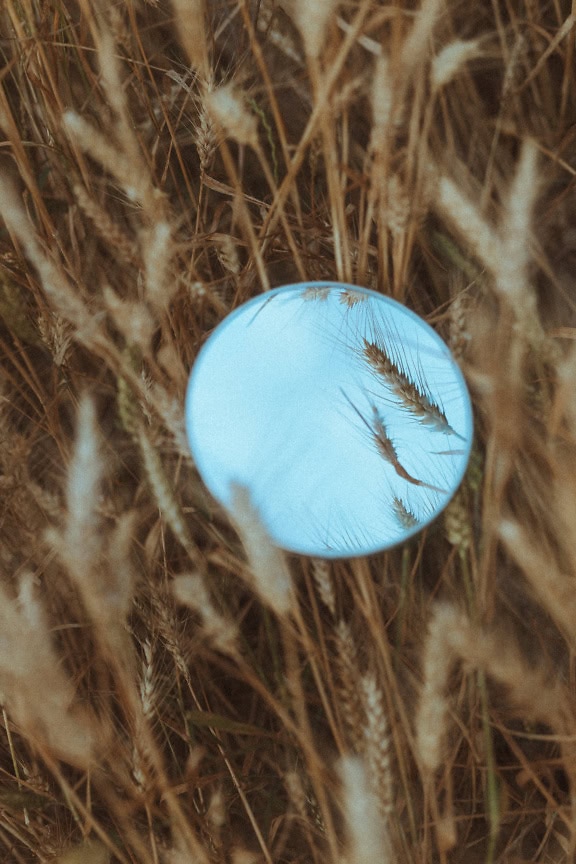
left=0, top=1, right=576, bottom=861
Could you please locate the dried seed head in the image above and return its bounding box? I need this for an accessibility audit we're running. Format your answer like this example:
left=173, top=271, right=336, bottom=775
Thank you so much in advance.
left=416, top=603, right=465, bottom=773
left=196, top=101, right=217, bottom=173
left=103, top=286, right=155, bottom=351
left=97, top=25, right=129, bottom=123
left=360, top=673, right=393, bottom=818
left=431, top=39, right=482, bottom=90
left=284, top=770, right=308, bottom=816
left=138, top=639, right=155, bottom=719
left=392, top=496, right=419, bottom=529
left=137, top=427, right=197, bottom=560
left=0, top=171, right=88, bottom=328
left=143, top=221, right=174, bottom=310
left=0, top=573, right=95, bottom=765
left=497, top=138, right=539, bottom=306
left=360, top=342, right=457, bottom=436
left=370, top=54, right=393, bottom=135
left=230, top=484, right=294, bottom=616
left=206, top=84, right=258, bottom=148
left=386, top=175, right=410, bottom=238
left=311, top=558, right=336, bottom=616
left=444, top=487, right=471, bottom=551
left=448, top=290, right=472, bottom=361
left=335, top=619, right=365, bottom=752
left=172, top=573, right=238, bottom=653
left=401, top=0, right=443, bottom=75
left=207, top=788, right=226, bottom=832
left=64, top=394, right=103, bottom=573
left=292, top=0, right=340, bottom=60
left=435, top=174, right=502, bottom=274
left=73, top=183, right=138, bottom=264
left=63, top=111, right=161, bottom=214
left=170, top=0, right=209, bottom=77
left=339, top=756, right=391, bottom=864
left=37, top=312, right=72, bottom=367
left=217, top=235, right=241, bottom=275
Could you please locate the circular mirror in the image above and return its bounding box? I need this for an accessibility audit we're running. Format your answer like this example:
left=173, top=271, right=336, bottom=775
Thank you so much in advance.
left=185, top=282, right=473, bottom=558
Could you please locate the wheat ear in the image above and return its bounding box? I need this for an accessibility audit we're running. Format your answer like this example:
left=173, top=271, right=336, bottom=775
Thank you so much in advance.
left=340, top=389, right=448, bottom=494
left=362, top=338, right=462, bottom=439
left=392, top=496, right=419, bottom=529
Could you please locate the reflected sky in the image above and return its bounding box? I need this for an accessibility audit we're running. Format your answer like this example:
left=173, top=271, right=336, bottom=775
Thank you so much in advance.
left=185, top=283, right=474, bottom=557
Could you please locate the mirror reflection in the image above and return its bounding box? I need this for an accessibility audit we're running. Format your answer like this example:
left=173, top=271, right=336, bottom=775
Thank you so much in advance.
left=185, top=282, right=473, bottom=558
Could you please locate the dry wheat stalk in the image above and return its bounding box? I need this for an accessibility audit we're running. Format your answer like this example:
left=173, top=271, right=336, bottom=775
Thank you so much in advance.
left=401, top=0, right=444, bottom=76
left=103, top=286, right=155, bottom=353
left=207, top=787, right=226, bottom=838
left=447, top=289, right=472, bottom=361
left=284, top=770, right=308, bottom=817
left=195, top=92, right=217, bottom=174
left=494, top=138, right=547, bottom=352
left=334, top=619, right=365, bottom=753
left=149, top=588, right=193, bottom=686
left=431, top=40, right=483, bottom=90
left=136, top=426, right=202, bottom=567
left=499, top=518, right=576, bottom=651
left=339, top=756, right=392, bottom=864
left=435, top=173, right=502, bottom=274
left=132, top=639, right=156, bottom=793
left=415, top=602, right=462, bottom=774
left=444, top=487, right=471, bottom=551
left=385, top=175, right=411, bottom=239
left=459, top=625, right=573, bottom=735
left=143, top=221, right=174, bottom=311
left=370, top=54, right=393, bottom=139
left=37, top=312, right=72, bottom=366
left=170, top=0, right=209, bottom=78
left=418, top=602, right=575, bottom=778
left=0, top=573, right=96, bottom=766
left=311, top=558, right=336, bottom=616
left=172, top=573, right=239, bottom=654
left=61, top=393, right=103, bottom=577
left=138, top=640, right=155, bottom=722
left=360, top=673, right=393, bottom=819
left=230, top=484, right=294, bottom=617
left=96, top=23, right=132, bottom=132
left=63, top=112, right=161, bottom=215
left=206, top=84, right=259, bottom=149
left=73, top=183, right=138, bottom=263
left=0, top=173, right=89, bottom=328
left=217, top=235, right=241, bottom=275
left=292, top=0, right=340, bottom=60
left=50, top=415, right=137, bottom=672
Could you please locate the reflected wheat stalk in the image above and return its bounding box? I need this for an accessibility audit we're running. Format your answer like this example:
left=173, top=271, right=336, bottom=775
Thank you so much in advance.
left=340, top=388, right=447, bottom=494
left=362, top=337, right=464, bottom=440
left=392, top=496, right=420, bottom=529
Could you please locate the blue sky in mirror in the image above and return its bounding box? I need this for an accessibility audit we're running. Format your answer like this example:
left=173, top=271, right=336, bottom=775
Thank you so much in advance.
left=186, top=283, right=473, bottom=558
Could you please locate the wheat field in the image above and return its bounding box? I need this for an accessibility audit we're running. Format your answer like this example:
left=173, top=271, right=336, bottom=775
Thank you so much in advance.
left=1, top=1, right=576, bottom=862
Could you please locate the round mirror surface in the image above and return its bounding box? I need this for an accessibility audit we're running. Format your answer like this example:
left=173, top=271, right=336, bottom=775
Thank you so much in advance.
left=186, top=282, right=473, bottom=558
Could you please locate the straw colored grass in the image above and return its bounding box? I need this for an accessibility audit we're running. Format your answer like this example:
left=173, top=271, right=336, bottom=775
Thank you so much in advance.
left=0, top=0, right=576, bottom=861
